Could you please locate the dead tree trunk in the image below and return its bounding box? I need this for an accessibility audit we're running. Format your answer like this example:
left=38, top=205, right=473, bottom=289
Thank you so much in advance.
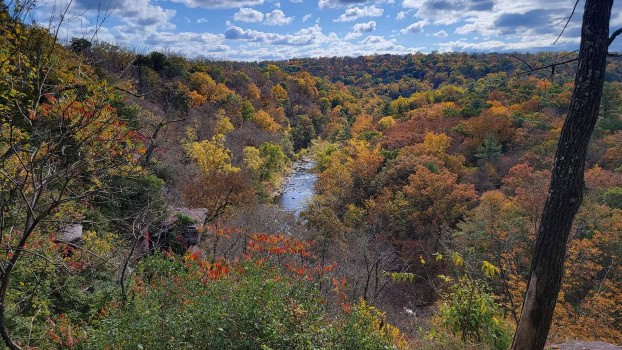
left=511, top=1, right=613, bottom=349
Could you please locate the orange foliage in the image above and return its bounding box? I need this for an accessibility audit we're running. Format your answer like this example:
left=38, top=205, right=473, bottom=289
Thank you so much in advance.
left=502, top=163, right=551, bottom=231
left=403, top=165, right=477, bottom=234
left=462, top=101, right=515, bottom=153
left=253, top=110, right=280, bottom=132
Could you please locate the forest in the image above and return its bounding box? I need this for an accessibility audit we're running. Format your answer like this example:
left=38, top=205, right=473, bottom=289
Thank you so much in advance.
left=1, top=1, right=622, bottom=349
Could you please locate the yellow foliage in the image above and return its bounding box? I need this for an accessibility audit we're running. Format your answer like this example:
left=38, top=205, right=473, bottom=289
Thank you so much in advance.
left=487, top=100, right=511, bottom=117
left=189, top=90, right=206, bottom=107
left=214, top=112, right=234, bottom=135
left=247, top=83, right=261, bottom=100
left=272, top=84, right=288, bottom=102
left=253, top=110, right=280, bottom=132
left=418, top=132, right=452, bottom=155
left=352, top=300, right=409, bottom=349
left=378, top=116, right=396, bottom=130
left=82, top=231, right=116, bottom=256
left=189, top=72, right=232, bottom=103
left=351, top=114, right=374, bottom=137
left=242, top=146, right=262, bottom=171
left=184, top=117, right=238, bottom=175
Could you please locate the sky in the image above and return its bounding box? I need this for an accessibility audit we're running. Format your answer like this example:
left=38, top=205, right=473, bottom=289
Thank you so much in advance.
left=34, top=0, right=622, bottom=60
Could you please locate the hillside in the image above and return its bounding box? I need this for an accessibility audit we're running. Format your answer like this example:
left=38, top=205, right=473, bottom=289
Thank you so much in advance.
left=1, top=3, right=622, bottom=349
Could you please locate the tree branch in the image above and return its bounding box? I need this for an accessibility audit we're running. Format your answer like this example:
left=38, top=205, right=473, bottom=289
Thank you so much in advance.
left=609, top=27, right=622, bottom=46
left=553, top=0, right=581, bottom=45
left=514, top=57, right=579, bottom=77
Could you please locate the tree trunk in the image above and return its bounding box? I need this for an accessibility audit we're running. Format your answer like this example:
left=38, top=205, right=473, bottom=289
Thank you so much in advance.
left=511, top=1, right=612, bottom=349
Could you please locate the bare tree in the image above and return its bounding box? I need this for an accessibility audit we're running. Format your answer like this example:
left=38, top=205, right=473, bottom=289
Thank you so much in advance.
left=512, top=1, right=618, bottom=349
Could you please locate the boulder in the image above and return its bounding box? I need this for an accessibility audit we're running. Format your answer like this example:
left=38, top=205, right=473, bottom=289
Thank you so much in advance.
left=55, top=224, right=83, bottom=245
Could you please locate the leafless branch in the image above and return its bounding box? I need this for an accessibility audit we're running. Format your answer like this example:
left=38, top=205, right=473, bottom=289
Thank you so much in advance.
left=514, top=57, right=579, bottom=77
left=609, top=27, right=622, bottom=47
left=553, top=0, right=581, bottom=45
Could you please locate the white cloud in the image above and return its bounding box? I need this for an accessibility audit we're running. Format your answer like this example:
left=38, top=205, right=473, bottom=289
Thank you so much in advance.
left=234, top=8, right=265, bottom=22
left=233, top=8, right=293, bottom=26
left=359, top=35, right=413, bottom=52
left=52, top=0, right=615, bottom=61
left=319, top=0, right=393, bottom=9
left=402, top=0, right=494, bottom=25
left=436, top=35, right=581, bottom=52
left=265, top=9, right=294, bottom=25
left=333, top=5, right=383, bottom=23
left=170, top=0, right=264, bottom=9
left=225, top=24, right=328, bottom=46
left=345, top=20, right=376, bottom=40
left=344, top=32, right=362, bottom=40
left=352, top=21, right=376, bottom=33
left=145, top=32, right=229, bottom=57
left=400, top=20, right=426, bottom=34
left=68, top=0, right=176, bottom=39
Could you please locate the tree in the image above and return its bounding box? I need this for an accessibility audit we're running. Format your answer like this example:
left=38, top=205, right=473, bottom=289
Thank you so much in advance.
left=189, top=72, right=232, bottom=103
left=512, top=1, right=616, bottom=349
left=272, top=84, right=289, bottom=105
left=70, top=37, right=91, bottom=53
left=0, top=21, right=146, bottom=349
left=292, top=115, right=316, bottom=150
left=183, top=116, right=238, bottom=176
left=181, top=117, right=251, bottom=226
left=252, top=110, right=280, bottom=132
left=402, top=165, right=477, bottom=241
left=502, top=163, right=551, bottom=233
left=475, top=134, right=502, bottom=163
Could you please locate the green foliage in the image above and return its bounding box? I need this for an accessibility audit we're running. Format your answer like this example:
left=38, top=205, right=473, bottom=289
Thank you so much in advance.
left=329, top=300, right=406, bottom=350
left=602, top=187, right=622, bottom=209
left=70, top=37, right=91, bottom=53
left=5, top=235, right=120, bottom=348
left=439, top=278, right=511, bottom=350
left=475, top=134, right=502, bottom=162
left=245, top=142, right=289, bottom=188
left=241, top=99, right=255, bottom=121
left=460, top=98, right=487, bottom=118
left=176, top=213, right=196, bottom=225
left=311, top=142, right=339, bottom=172
left=84, top=255, right=402, bottom=350
left=292, top=114, right=317, bottom=150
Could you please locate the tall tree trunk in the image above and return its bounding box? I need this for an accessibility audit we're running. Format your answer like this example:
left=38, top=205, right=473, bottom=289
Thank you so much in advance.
left=511, top=1, right=612, bottom=349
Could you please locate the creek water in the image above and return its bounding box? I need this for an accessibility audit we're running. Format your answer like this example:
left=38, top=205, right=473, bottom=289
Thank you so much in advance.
left=277, top=158, right=317, bottom=217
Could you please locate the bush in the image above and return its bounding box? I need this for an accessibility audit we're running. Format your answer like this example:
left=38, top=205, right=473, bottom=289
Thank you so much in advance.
left=439, top=278, right=512, bottom=350
left=83, top=254, right=405, bottom=350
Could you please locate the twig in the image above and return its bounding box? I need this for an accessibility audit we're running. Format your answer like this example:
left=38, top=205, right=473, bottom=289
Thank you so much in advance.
left=514, top=57, right=579, bottom=76
left=553, top=0, right=581, bottom=45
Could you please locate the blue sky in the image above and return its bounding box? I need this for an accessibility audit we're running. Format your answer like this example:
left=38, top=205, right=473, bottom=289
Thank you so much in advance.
left=38, top=0, right=622, bottom=60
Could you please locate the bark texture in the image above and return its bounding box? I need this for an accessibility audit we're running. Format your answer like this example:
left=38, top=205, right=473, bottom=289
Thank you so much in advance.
left=511, top=1, right=613, bottom=349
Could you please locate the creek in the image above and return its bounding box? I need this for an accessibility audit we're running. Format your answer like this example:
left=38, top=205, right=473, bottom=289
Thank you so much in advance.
left=277, top=157, right=317, bottom=217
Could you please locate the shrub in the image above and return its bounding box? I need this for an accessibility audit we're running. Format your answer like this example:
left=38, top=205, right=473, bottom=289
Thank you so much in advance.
left=439, top=278, right=512, bottom=350
left=83, top=254, right=405, bottom=350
